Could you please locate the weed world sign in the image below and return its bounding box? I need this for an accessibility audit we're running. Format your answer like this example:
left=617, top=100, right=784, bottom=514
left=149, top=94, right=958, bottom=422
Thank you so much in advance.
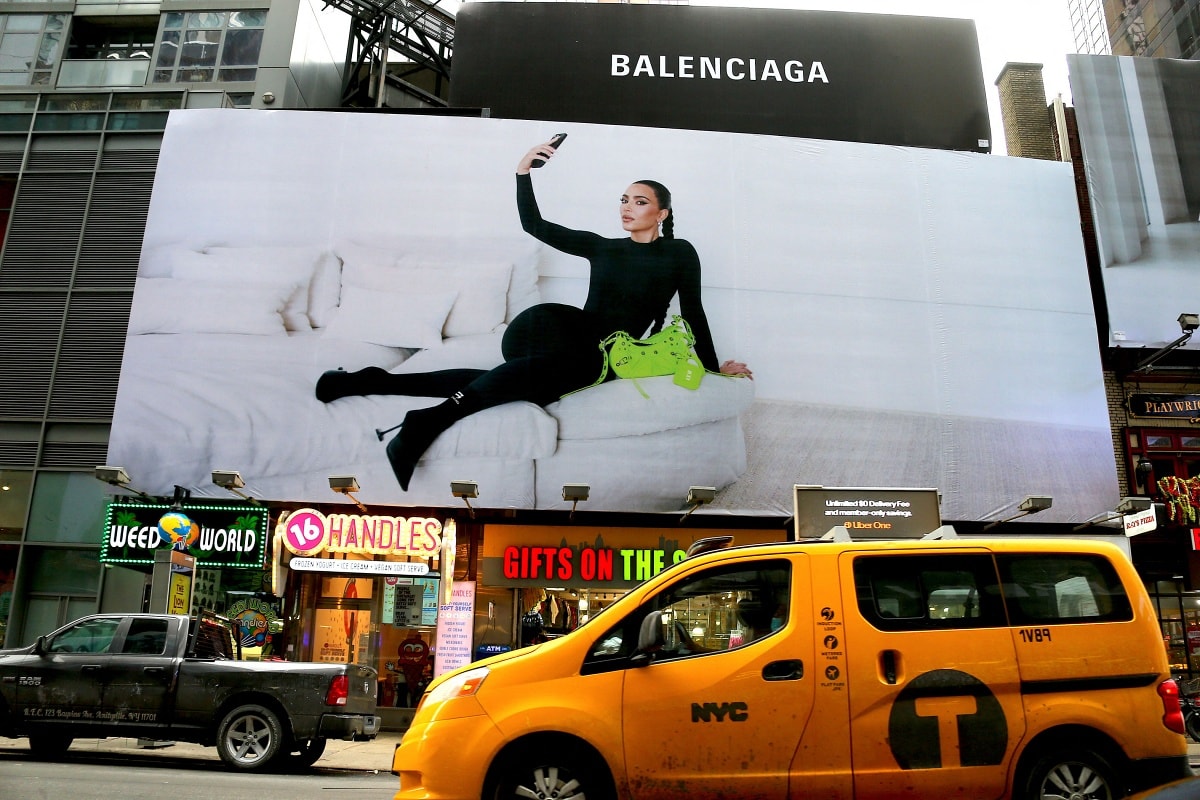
left=100, top=502, right=268, bottom=569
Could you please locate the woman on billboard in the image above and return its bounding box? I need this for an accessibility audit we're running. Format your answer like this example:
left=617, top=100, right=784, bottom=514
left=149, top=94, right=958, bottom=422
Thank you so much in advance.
left=315, top=137, right=752, bottom=491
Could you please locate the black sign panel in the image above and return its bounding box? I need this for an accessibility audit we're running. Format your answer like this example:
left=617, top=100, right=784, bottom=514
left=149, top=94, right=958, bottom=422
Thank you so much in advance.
left=100, top=502, right=268, bottom=569
left=450, top=3, right=991, bottom=153
left=1128, top=393, right=1200, bottom=420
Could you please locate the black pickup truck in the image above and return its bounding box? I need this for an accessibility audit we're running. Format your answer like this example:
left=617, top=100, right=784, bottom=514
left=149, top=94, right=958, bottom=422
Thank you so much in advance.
left=0, top=613, right=379, bottom=771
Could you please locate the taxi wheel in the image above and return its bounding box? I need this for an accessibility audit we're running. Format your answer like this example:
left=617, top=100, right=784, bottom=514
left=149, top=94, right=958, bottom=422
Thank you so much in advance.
left=1022, top=748, right=1120, bottom=800
left=494, top=746, right=611, bottom=800
left=215, top=703, right=284, bottom=771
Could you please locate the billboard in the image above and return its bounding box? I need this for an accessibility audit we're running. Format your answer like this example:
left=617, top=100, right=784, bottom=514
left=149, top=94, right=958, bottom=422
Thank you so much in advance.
left=108, top=109, right=1115, bottom=522
left=450, top=3, right=992, bottom=153
left=1069, top=55, right=1200, bottom=350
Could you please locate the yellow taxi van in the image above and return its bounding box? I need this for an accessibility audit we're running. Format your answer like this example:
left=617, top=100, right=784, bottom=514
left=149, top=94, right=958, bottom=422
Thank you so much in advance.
left=392, top=536, right=1192, bottom=800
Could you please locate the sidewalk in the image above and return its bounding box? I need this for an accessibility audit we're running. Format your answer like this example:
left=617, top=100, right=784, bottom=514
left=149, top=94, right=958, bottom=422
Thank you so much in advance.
left=0, top=730, right=405, bottom=773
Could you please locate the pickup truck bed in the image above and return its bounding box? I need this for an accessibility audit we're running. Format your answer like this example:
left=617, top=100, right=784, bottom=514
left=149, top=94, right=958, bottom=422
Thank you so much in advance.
left=0, top=613, right=379, bottom=771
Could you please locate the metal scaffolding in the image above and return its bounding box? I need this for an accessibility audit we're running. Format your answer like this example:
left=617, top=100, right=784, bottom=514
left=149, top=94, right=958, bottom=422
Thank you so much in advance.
left=324, top=0, right=455, bottom=107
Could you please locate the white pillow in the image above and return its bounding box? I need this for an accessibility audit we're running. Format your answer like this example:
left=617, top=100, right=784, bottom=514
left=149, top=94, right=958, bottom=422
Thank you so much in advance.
left=322, top=285, right=456, bottom=349
left=343, top=259, right=511, bottom=338
left=394, top=257, right=513, bottom=337
left=128, top=278, right=290, bottom=336
left=172, top=250, right=309, bottom=331
left=200, top=246, right=333, bottom=331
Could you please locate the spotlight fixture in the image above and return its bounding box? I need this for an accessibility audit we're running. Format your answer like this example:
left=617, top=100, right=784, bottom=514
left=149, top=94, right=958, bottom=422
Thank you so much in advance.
left=681, top=486, right=717, bottom=523
left=1134, top=312, right=1200, bottom=373
left=93, top=465, right=155, bottom=501
left=981, top=495, right=1053, bottom=530
left=1115, top=496, right=1152, bottom=515
left=1072, top=496, right=1153, bottom=531
left=212, top=469, right=261, bottom=505
left=451, top=480, right=479, bottom=518
left=562, top=483, right=590, bottom=519
left=328, top=475, right=367, bottom=512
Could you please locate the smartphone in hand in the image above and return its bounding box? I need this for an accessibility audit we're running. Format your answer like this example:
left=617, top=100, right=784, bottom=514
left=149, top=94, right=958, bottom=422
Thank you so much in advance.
left=530, top=133, right=568, bottom=168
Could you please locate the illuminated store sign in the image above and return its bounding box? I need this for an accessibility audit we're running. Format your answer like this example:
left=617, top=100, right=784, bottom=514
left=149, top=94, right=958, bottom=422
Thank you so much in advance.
left=101, top=502, right=267, bottom=569
left=482, top=526, right=784, bottom=589
left=277, top=508, right=443, bottom=559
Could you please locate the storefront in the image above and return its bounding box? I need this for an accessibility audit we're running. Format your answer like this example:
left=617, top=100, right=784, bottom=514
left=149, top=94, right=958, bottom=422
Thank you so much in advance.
left=476, top=524, right=790, bottom=652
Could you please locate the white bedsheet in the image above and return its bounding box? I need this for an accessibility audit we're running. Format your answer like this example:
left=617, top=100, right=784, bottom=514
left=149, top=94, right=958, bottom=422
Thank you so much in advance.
left=108, top=330, right=557, bottom=502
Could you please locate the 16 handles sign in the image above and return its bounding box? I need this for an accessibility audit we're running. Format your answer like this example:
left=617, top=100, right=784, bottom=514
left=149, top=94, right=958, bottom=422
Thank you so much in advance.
left=100, top=502, right=268, bottom=569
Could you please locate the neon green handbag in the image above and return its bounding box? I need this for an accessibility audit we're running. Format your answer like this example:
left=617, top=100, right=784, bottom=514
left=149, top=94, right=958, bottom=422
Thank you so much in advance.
left=575, top=315, right=704, bottom=398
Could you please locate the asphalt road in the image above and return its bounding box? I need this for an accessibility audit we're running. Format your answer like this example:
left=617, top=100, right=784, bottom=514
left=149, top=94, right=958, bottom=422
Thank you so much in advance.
left=0, top=747, right=397, bottom=800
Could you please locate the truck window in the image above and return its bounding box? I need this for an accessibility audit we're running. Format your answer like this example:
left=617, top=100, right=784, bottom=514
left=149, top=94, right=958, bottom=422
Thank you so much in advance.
left=120, top=618, right=169, bottom=655
left=47, top=617, right=120, bottom=654
left=582, top=560, right=791, bottom=672
left=855, top=554, right=1006, bottom=631
left=996, top=554, right=1133, bottom=624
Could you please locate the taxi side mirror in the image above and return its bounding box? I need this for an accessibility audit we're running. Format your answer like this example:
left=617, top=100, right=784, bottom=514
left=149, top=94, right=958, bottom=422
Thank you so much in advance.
left=630, top=610, right=665, bottom=668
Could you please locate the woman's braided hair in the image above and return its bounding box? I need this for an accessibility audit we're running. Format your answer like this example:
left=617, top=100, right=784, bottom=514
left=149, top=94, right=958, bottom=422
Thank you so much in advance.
left=635, top=179, right=673, bottom=239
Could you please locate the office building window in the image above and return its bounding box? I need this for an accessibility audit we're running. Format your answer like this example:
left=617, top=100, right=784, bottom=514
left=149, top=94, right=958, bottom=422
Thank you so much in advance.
left=0, top=14, right=67, bottom=86
left=152, top=10, right=266, bottom=84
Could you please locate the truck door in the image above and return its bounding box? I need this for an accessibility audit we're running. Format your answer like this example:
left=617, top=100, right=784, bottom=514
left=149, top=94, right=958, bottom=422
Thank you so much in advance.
left=102, top=617, right=174, bottom=727
left=620, top=556, right=813, bottom=800
left=18, top=616, right=120, bottom=732
left=840, top=551, right=1025, bottom=800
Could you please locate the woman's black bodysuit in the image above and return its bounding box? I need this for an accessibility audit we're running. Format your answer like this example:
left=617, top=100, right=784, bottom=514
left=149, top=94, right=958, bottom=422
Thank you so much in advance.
left=315, top=172, right=720, bottom=490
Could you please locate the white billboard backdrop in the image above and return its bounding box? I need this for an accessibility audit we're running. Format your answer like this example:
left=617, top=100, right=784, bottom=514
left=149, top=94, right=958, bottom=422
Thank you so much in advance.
left=109, top=110, right=1116, bottom=521
left=1070, top=54, right=1200, bottom=349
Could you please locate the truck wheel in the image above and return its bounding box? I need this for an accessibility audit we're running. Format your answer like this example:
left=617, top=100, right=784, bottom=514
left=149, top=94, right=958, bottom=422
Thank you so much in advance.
left=216, top=704, right=284, bottom=771
left=288, top=737, right=327, bottom=769
left=492, top=745, right=612, bottom=800
left=1020, top=748, right=1120, bottom=800
left=28, top=734, right=73, bottom=758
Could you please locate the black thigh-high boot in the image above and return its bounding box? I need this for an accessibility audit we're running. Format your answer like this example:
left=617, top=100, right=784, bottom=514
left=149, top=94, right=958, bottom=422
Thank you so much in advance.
left=316, top=367, right=487, bottom=403
left=385, top=391, right=480, bottom=491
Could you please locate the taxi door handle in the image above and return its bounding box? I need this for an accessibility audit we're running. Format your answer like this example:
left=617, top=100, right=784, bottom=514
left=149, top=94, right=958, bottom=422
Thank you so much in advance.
left=881, top=650, right=898, bottom=685
left=763, top=660, right=804, bottom=681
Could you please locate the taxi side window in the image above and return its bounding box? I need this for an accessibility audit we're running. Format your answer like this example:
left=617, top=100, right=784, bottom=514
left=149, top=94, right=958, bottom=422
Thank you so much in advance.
left=855, top=554, right=1005, bottom=631
left=47, top=617, right=120, bottom=654
left=581, top=560, right=791, bottom=674
left=997, top=554, right=1132, bottom=624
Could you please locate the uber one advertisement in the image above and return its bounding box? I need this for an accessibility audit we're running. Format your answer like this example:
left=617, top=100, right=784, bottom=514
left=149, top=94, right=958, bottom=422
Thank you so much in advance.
left=1069, top=54, right=1200, bottom=351
left=106, top=109, right=1114, bottom=523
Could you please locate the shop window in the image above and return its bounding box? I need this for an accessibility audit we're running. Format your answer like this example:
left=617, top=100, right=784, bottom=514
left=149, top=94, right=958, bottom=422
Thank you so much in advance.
left=1125, top=428, right=1200, bottom=516
left=152, top=11, right=266, bottom=85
